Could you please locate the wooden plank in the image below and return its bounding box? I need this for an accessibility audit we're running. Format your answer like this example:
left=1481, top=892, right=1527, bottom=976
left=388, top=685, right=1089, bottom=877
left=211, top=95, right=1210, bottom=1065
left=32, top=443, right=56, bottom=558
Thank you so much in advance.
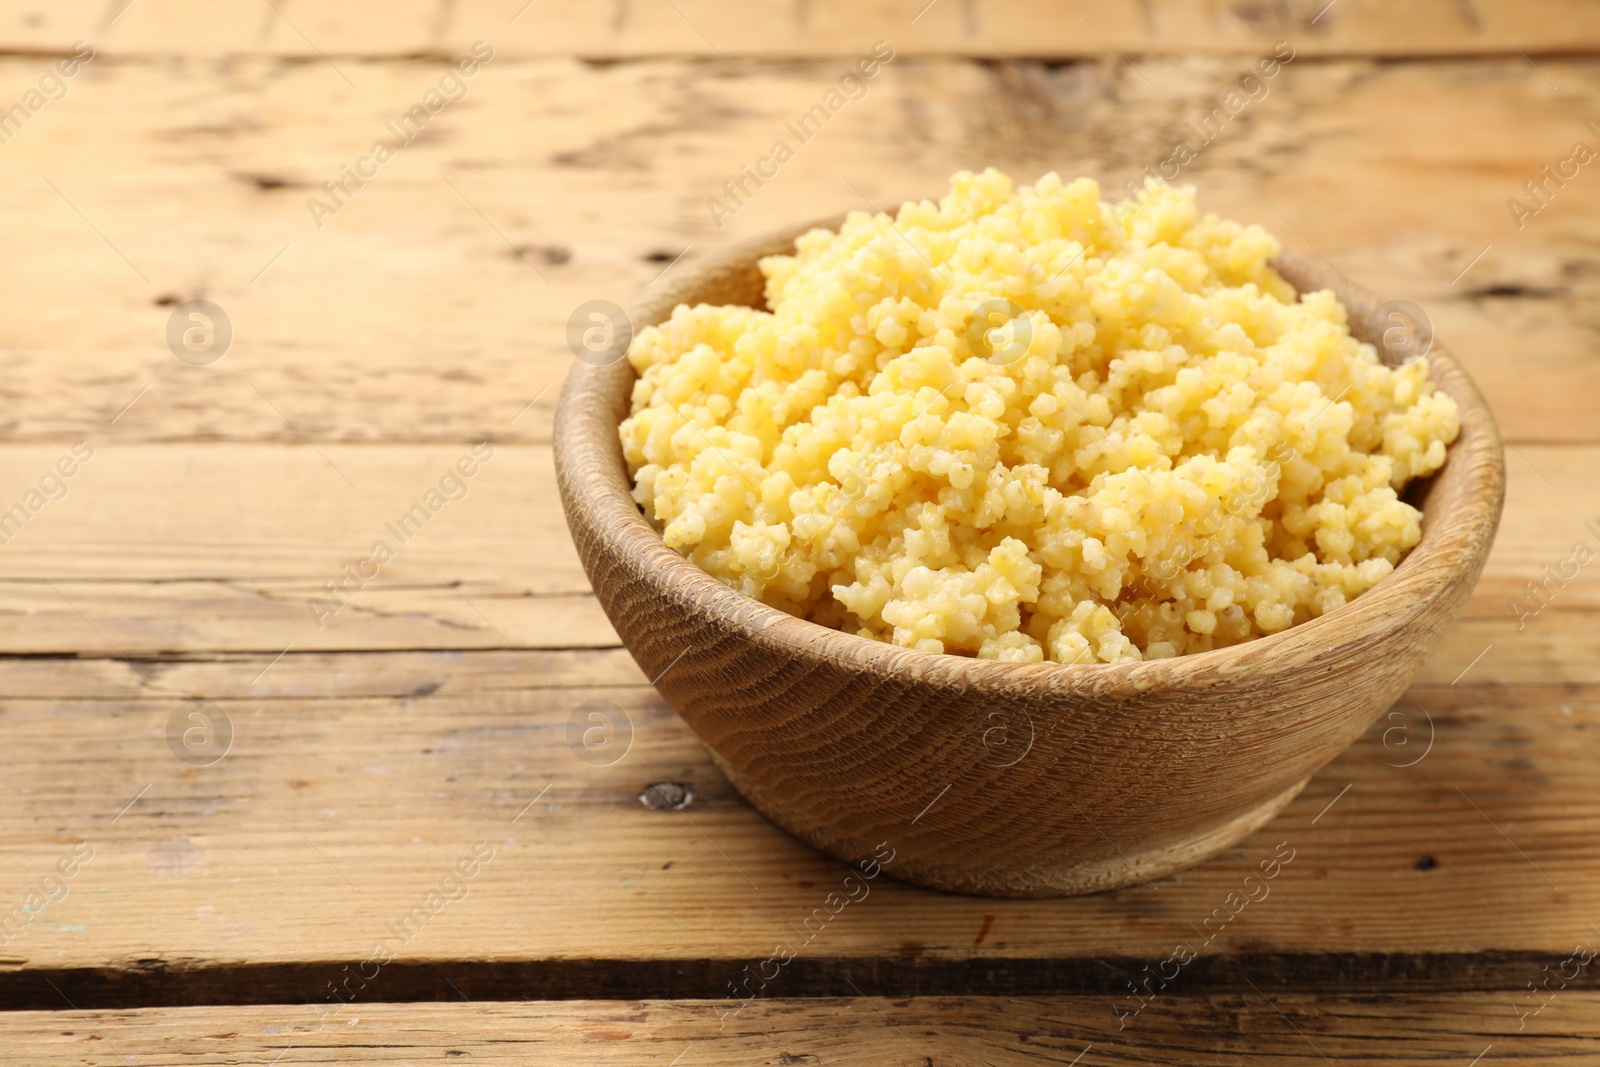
left=0, top=56, right=1589, bottom=445
left=0, top=445, right=582, bottom=585
left=0, top=648, right=647, bottom=704
left=0, top=582, right=617, bottom=655
left=0, top=14, right=1592, bottom=1041
left=0, top=995, right=1594, bottom=1066
left=0, top=442, right=1588, bottom=655
left=4, top=0, right=1600, bottom=58
left=0, top=442, right=610, bottom=653
left=1421, top=613, right=1600, bottom=687
left=1, top=614, right=1599, bottom=1007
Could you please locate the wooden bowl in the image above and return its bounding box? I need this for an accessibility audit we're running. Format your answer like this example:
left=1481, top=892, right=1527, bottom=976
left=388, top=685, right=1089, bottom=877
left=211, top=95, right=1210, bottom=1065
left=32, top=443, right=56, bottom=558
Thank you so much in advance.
left=554, top=217, right=1506, bottom=897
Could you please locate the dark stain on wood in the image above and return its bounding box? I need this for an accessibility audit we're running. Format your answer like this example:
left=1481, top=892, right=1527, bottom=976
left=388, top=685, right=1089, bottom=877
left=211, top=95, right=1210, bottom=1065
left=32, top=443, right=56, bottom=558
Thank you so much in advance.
left=1466, top=284, right=1567, bottom=300
left=510, top=244, right=571, bottom=265
left=233, top=172, right=304, bottom=191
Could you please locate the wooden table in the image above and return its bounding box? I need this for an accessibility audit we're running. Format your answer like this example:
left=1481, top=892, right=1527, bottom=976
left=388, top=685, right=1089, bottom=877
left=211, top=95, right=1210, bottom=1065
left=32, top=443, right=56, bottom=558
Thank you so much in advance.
left=2, top=1, right=1597, bottom=1062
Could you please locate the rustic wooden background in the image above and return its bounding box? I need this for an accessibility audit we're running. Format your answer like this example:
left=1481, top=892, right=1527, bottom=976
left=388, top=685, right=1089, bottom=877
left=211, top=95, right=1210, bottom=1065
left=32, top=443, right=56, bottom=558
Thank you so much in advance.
left=1, top=0, right=1598, bottom=1063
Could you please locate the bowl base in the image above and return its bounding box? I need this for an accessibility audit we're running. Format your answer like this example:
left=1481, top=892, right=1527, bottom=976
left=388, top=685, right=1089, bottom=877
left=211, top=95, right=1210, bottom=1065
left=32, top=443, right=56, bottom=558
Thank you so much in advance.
left=710, top=751, right=1312, bottom=898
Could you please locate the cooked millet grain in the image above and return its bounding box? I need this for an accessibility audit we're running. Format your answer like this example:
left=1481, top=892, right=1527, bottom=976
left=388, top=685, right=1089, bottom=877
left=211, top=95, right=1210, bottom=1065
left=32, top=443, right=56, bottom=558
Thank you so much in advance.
left=620, top=169, right=1459, bottom=664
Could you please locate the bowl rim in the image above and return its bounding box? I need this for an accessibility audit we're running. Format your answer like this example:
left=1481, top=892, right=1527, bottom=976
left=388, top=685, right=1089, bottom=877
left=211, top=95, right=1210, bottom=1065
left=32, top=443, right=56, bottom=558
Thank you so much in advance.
left=556, top=214, right=1507, bottom=696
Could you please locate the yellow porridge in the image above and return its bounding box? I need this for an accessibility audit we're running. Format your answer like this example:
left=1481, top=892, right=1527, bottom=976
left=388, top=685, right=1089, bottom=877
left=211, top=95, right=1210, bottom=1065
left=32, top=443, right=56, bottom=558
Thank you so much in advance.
left=619, top=170, right=1459, bottom=664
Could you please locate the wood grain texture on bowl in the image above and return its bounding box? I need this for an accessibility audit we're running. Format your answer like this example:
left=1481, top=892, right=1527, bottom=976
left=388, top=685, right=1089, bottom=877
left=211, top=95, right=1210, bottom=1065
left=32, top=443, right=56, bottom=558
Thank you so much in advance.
left=554, top=216, right=1506, bottom=897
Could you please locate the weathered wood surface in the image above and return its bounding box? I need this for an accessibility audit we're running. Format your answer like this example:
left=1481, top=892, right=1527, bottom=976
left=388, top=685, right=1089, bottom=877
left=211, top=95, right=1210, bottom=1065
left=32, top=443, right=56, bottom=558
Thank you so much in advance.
left=3, top=995, right=1596, bottom=1066
left=0, top=55, right=1592, bottom=446
left=0, top=441, right=1587, bottom=655
left=0, top=608, right=1596, bottom=1008
left=0, top=2, right=1596, bottom=1061
left=3, top=0, right=1600, bottom=58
